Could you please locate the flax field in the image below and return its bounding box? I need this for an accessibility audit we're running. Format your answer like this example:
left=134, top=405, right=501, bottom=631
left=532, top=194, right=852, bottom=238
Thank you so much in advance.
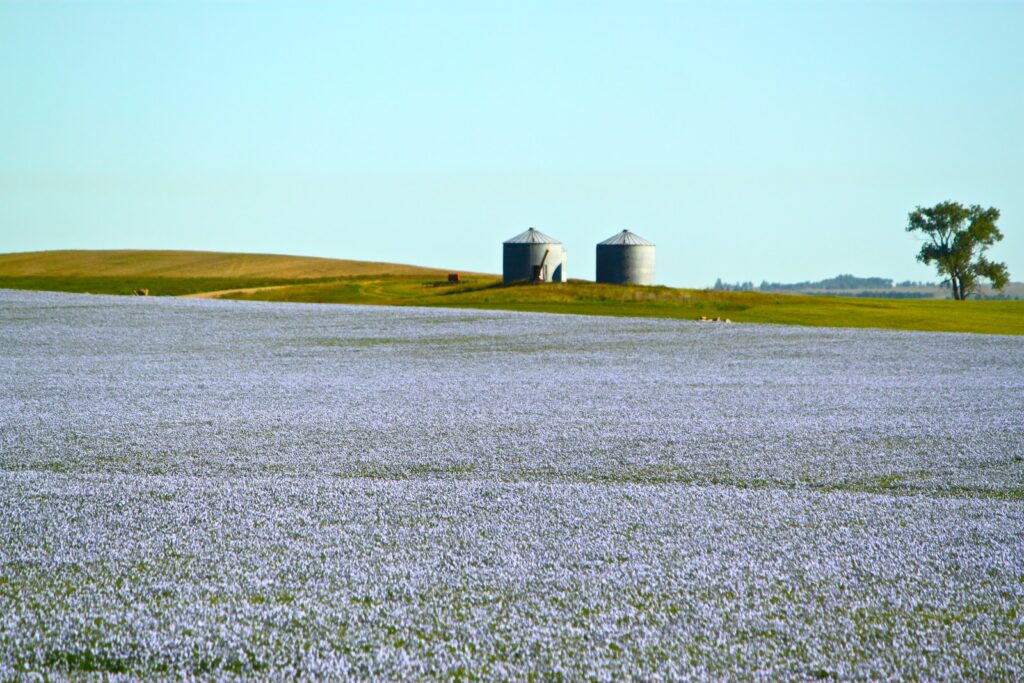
left=1, top=289, right=1022, bottom=680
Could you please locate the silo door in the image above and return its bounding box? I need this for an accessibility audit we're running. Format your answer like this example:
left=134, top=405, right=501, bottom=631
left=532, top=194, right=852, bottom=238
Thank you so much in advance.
left=532, top=265, right=548, bottom=282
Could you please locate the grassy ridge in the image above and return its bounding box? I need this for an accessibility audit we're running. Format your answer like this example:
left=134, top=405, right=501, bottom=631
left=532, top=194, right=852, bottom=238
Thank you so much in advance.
left=0, top=249, right=449, bottom=279
left=221, top=277, right=1024, bottom=335
left=1, top=249, right=1021, bottom=335
left=0, top=249, right=456, bottom=297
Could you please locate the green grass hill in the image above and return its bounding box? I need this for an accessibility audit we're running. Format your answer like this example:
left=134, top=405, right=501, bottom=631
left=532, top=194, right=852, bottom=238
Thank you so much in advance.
left=0, top=249, right=454, bottom=297
left=0, top=249, right=455, bottom=278
left=1, top=249, right=1021, bottom=335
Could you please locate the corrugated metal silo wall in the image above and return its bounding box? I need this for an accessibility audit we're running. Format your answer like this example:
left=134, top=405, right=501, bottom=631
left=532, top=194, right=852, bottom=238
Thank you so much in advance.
left=595, top=245, right=656, bottom=285
left=503, top=243, right=566, bottom=283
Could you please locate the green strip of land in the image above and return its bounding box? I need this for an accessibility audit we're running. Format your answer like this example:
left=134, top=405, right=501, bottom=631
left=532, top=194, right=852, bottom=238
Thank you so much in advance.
left=216, top=276, right=1024, bottom=335
left=1, top=250, right=1021, bottom=335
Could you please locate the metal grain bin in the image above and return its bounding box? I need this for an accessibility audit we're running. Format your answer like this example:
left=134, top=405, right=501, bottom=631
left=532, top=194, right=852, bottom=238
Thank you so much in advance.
left=503, top=228, right=567, bottom=283
left=596, top=230, right=655, bottom=285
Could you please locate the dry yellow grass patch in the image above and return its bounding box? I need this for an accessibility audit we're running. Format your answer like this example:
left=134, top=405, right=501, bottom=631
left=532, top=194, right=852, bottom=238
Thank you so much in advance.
left=0, top=249, right=454, bottom=279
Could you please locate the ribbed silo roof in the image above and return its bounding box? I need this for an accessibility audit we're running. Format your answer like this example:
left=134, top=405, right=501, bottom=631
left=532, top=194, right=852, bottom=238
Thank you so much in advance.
left=598, top=230, right=654, bottom=246
left=504, top=227, right=561, bottom=244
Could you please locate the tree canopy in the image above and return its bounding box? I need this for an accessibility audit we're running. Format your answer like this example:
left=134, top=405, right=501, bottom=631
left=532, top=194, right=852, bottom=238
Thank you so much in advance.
left=906, top=201, right=1010, bottom=300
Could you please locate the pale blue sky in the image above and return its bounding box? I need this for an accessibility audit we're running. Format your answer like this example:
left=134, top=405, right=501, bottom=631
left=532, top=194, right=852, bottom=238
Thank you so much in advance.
left=1, top=1, right=1021, bottom=286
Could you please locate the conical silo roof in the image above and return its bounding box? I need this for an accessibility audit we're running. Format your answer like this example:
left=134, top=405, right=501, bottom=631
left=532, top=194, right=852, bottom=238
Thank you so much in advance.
left=504, top=227, right=561, bottom=244
left=598, top=229, right=654, bottom=246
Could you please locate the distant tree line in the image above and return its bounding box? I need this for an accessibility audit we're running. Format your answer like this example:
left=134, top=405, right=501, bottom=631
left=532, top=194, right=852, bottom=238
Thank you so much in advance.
left=713, top=279, right=757, bottom=292
left=713, top=274, right=902, bottom=292
left=760, top=274, right=894, bottom=291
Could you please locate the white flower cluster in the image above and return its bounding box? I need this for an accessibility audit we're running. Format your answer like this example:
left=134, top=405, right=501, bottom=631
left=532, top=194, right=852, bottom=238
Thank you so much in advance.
left=1, top=289, right=1022, bottom=680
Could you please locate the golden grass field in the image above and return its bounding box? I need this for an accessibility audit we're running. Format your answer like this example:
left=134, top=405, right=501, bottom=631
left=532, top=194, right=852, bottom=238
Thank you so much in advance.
left=0, top=249, right=449, bottom=279
left=1, top=249, right=1021, bottom=335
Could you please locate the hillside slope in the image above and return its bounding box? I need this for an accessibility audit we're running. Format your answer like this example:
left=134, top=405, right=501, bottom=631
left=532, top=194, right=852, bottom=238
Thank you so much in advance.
left=0, top=249, right=447, bottom=279
left=1, top=249, right=1020, bottom=335
left=220, top=278, right=1024, bottom=336
left=0, top=249, right=467, bottom=297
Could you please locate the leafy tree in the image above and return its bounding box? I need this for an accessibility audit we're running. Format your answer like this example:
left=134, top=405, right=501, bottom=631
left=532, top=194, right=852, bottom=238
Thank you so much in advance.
left=906, top=201, right=1010, bottom=300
